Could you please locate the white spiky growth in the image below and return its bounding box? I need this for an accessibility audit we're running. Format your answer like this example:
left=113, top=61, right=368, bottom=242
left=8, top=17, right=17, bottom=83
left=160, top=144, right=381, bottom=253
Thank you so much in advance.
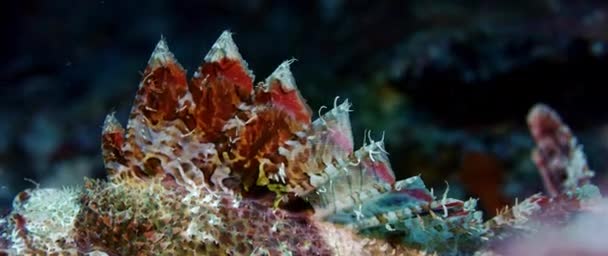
left=148, top=36, right=176, bottom=68
left=488, top=194, right=544, bottom=238
left=265, top=59, right=298, bottom=91
left=359, top=130, right=389, bottom=163
left=204, top=31, right=254, bottom=79
left=9, top=188, right=81, bottom=254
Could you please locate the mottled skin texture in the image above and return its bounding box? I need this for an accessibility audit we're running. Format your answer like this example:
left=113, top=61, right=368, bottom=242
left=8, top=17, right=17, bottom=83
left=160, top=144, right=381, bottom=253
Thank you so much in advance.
left=73, top=179, right=334, bottom=255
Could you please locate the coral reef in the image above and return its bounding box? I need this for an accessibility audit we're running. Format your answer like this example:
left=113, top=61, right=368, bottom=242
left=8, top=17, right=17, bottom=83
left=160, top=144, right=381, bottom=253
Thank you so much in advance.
left=0, top=31, right=604, bottom=255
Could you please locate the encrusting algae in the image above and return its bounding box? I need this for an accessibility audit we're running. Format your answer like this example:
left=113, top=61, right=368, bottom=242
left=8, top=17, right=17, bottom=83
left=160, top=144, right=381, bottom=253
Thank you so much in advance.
left=0, top=31, right=603, bottom=256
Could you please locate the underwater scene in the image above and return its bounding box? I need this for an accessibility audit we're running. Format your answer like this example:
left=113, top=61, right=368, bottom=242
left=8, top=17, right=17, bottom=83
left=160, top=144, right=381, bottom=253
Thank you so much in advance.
left=1, top=1, right=608, bottom=255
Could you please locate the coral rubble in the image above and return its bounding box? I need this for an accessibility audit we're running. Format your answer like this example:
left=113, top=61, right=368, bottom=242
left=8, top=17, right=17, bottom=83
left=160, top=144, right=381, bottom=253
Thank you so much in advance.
left=0, top=31, right=603, bottom=256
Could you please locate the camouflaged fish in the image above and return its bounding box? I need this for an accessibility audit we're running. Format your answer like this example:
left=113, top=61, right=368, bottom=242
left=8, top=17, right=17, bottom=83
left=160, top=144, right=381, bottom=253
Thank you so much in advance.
left=0, top=31, right=602, bottom=256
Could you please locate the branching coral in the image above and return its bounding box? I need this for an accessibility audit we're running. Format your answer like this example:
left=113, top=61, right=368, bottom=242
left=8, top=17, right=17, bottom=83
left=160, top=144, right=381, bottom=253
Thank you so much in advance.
left=0, top=31, right=603, bottom=256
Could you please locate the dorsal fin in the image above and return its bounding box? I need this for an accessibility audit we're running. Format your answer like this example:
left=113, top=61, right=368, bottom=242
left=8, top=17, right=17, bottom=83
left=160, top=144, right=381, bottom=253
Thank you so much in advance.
left=101, top=32, right=315, bottom=201
left=305, top=130, right=396, bottom=218
left=312, top=98, right=354, bottom=158
left=257, top=59, right=312, bottom=124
